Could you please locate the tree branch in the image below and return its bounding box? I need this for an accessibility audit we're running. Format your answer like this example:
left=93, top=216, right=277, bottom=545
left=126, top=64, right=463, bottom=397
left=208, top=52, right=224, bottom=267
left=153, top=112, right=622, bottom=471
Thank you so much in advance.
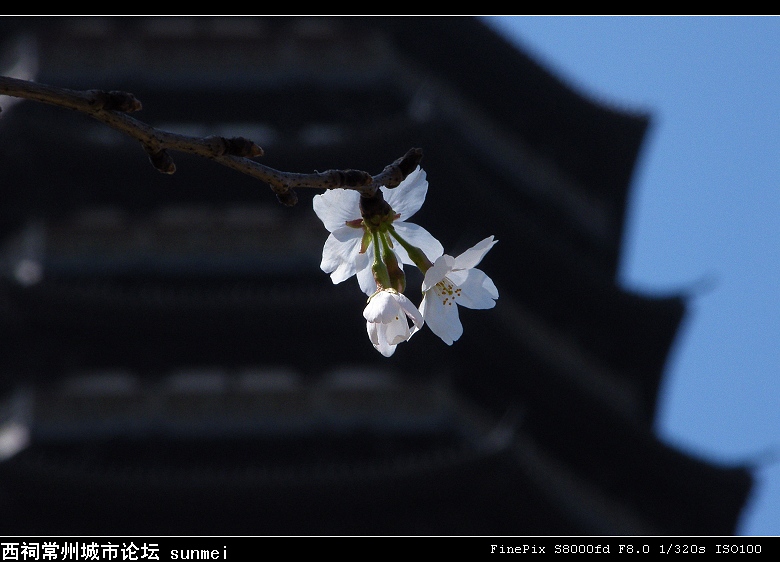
left=0, top=75, right=423, bottom=206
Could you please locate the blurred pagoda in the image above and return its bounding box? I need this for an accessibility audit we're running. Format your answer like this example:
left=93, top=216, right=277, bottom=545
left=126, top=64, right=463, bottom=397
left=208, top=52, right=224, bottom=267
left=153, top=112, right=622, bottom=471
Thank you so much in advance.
left=0, top=16, right=753, bottom=535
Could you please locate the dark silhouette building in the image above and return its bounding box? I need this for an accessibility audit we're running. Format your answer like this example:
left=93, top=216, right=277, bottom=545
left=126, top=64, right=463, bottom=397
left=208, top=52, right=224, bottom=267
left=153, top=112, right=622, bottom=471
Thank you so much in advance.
left=0, top=16, right=753, bottom=535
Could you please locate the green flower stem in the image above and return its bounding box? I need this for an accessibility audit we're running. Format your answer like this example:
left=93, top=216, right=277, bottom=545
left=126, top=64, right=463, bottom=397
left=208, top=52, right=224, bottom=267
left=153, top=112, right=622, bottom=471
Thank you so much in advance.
left=370, top=229, right=392, bottom=290
left=379, top=231, right=406, bottom=293
left=387, top=225, right=434, bottom=273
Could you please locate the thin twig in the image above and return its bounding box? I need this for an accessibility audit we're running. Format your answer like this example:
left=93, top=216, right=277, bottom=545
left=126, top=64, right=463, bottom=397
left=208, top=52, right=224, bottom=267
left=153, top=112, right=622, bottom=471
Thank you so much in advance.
left=0, top=75, right=423, bottom=206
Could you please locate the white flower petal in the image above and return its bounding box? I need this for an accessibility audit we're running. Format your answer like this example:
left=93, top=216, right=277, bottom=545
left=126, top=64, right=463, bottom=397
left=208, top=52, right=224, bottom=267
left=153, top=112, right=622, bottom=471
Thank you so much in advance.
left=363, top=290, right=395, bottom=323
left=452, top=236, right=497, bottom=271
left=452, top=268, right=498, bottom=310
left=367, top=322, right=396, bottom=357
left=381, top=166, right=427, bottom=221
left=395, top=292, right=424, bottom=329
left=421, top=254, right=455, bottom=292
left=355, top=247, right=377, bottom=295
left=421, top=291, right=462, bottom=346
left=367, top=320, right=380, bottom=345
left=313, top=189, right=362, bottom=232
left=385, top=315, right=411, bottom=346
left=320, top=229, right=363, bottom=283
left=392, top=222, right=444, bottom=266
left=444, top=268, right=468, bottom=286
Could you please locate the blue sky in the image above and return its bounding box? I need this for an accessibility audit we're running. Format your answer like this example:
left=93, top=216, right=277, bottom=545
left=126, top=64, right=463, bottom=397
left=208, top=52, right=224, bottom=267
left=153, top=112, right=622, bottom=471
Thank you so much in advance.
left=483, top=16, right=780, bottom=536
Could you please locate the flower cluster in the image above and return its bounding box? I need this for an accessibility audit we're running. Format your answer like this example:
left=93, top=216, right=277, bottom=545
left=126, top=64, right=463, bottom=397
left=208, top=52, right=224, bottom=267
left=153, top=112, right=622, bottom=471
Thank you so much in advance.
left=313, top=166, right=498, bottom=357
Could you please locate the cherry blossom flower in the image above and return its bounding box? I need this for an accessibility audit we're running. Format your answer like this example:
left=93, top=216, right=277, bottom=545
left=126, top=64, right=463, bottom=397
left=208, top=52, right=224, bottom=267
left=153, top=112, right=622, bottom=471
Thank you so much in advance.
left=420, top=236, right=499, bottom=345
left=363, top=289, right=424, bottom=357
left=312, top=166, right=443, bottom=295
